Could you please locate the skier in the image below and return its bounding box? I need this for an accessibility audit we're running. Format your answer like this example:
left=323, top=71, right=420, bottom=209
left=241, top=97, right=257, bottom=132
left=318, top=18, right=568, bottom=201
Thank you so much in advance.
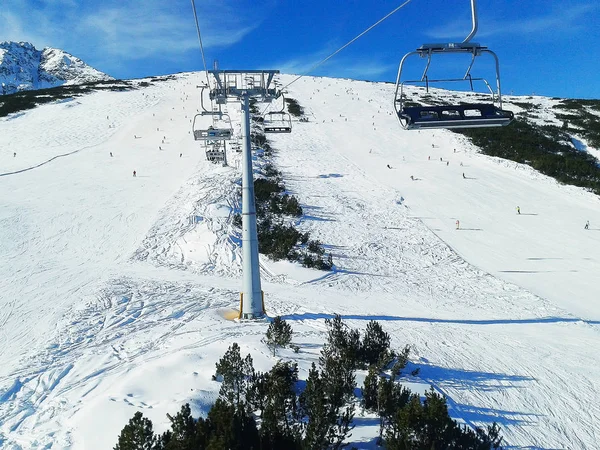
left=446, top=161, right=449, bottom=166
left=133, top=170, right=137, bottom=177
left=13, top=152, right=16, bottom=157
left=110, top=152, right=113, bottom=157
left=180, top=153, right=183, bottom=158
left=516, top=206, right=521, bottom=215
left=387, top=164, right=392, bottom=169
left=456, top=220, right=460, bottom=230
left=428, top=156, right=430, bottom=160
left=410, top=175, right=414, bottom=181
left=462, top=173, right=466, bottom=179
left=585, top=220, right=590, bottom=230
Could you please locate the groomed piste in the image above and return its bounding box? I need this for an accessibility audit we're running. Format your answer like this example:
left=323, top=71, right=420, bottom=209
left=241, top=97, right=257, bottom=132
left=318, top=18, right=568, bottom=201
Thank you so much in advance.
left=1, top=72, right=600, bottom=449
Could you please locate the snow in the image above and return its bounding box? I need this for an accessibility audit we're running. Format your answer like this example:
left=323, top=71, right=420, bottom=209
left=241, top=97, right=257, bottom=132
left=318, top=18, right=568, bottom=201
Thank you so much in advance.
left=0, top=41, right=112, bottom=95
left=1, top=72, right=600, bottom=449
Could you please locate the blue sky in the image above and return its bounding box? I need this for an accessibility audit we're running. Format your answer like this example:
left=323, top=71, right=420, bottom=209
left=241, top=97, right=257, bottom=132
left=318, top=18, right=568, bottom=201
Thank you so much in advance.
left=1, top=0, right=599, bottom=99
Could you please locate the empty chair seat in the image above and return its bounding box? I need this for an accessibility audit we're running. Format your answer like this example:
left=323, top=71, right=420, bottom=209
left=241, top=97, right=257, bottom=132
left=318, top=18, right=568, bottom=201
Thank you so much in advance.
left=399, top=104, right=513, bottom=130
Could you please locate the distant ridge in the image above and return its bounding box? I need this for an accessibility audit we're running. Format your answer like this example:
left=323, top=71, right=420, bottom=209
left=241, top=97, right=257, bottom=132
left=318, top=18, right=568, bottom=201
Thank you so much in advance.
left=0, top=41, right=113, bottom=95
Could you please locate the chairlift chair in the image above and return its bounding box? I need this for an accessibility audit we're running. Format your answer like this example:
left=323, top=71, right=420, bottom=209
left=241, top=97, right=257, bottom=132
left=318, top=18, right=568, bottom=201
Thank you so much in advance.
left=263, top=94, right=292, bottom=133
left=393, top=0, right=513, bottom=130
left=264, top=112, right=292, bottom=133
left=192, top=118, right=233, bottom=141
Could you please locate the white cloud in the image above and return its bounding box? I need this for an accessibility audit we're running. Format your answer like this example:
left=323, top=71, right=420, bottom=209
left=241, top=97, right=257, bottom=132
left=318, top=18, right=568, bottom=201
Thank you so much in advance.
left=274, top=41, right=394, bottom=81
left=0, top=0, right=261, bottom=64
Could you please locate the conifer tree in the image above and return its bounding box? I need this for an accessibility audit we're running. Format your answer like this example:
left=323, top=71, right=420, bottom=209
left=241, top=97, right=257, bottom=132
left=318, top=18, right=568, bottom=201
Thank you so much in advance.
left=260, top=361, right=302, bottom=448
left=159, top=403, right=210, bottom=450
left=361, top=320, right=391, bottom=367
left=206, top=398, right=259, bottom=449
left=214, top=342, right=255, bottom=412
left=362, top=366, right=379, bottom=411
left=265, top=316, right=293, bottom=356
left=114, top=411, right=158, bottom=450
left=300, top=363, right=332, bottom=449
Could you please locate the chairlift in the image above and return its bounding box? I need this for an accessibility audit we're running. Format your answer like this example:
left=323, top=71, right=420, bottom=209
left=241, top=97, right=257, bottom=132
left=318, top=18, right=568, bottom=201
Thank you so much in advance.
left=192, top=117, right=233, bottom=141
left=393, top=0, right=513, bottom=130
left=263, top=95, right=292, bottom=133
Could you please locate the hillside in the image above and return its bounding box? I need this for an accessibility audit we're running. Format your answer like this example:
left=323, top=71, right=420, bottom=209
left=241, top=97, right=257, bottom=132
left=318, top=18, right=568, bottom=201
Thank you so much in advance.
left=0, top=72, right=599, bottom=449
left=0, top=41, right=112, bottom=95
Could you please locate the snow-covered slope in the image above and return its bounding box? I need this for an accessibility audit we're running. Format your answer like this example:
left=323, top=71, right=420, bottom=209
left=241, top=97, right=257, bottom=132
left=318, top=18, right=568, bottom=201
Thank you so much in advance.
left=0, top=41, right=112, bottom=95
left=0, top=72, right=599, bottom=449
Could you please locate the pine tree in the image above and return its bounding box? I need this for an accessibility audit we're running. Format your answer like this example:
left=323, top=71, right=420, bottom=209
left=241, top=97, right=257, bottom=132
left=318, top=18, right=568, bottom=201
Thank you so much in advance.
left=159, top=403, right=210, bottom=450
left=265, top=316, right=293, bottom=356
left=114, top=411, right=158, bottom=450
left=362, top=366, right=379, bottom=411
left=214, top=343, right=255, bottom=412
left=206, top=398, right=260, bottom=450
left=361, top=320, right=391, bottom=367
left=260, top=361, right=302, bottom=448
left=300, top=363, right=332, bottom=449
left=321, top=315, right=360, bottom=370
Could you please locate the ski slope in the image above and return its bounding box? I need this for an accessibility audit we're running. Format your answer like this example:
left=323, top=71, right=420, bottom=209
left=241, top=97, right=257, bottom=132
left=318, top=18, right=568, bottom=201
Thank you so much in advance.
left=0, top=72, right=599, bottom=449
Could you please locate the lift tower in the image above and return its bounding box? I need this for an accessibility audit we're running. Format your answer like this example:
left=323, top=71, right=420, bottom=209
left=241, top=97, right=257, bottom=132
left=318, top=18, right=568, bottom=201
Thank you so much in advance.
left=208, top=70, right=280, bottom=319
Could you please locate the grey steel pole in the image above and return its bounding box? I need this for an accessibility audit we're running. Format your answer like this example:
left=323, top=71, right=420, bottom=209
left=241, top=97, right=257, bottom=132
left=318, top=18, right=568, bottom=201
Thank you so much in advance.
left=240, top=93, right=264, bottom=319
left=463, top=0, right=478, bottom=43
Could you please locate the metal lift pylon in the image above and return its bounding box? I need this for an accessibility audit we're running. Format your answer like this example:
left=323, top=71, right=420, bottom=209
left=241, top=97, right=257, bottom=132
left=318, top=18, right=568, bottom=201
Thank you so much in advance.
left=207, top=70, right=280, bottom=319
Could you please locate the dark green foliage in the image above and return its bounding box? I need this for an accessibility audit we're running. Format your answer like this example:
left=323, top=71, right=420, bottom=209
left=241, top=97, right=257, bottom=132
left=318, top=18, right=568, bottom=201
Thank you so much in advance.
left=299, top=363, right=355, bottom=449
left=362, top=366, right=379, bottom=411
left=114, top=411, right=158, bottom=450
left=205, top=398, right=260, bottom=450
left=361, top=321, right=391, bottom=367
left=263, top=163, right=281, bottom=180
left=547, top=98, right=600, bottom=148
left=301, top=253, right=333, bottom=270
left=0, top=80, right=134, bottom=118
left=300, top=364, right=332, bottom=448
left=307, top=240, right=325, bottom=255
left=115, top=318, right=503, bottom=450
left=232, top=213, right=242, bottom=228
left=377, top=378, right=412, bottom=444
left=251, top=132, right=268, bottom=148
left=214, top=343, right=255, bottom=411
left=254, top=178, right=284, bottom=203
left=320, top=315, right=359, bottom=409
left=234, top=131, right=330, bottom=271
left=159, top=404, right=210, bottom=450
left=285, top=97, right=304, bottom=117
left=559, top=98, right=600, bottom=111
left=456, top=118, right=600, bottom=195
left=258, top=361, right=303, bottom=447
left=383, top=388, right=503, bottom=449
left=265, top=316, right=293, bottom=355
left=257, top=219, right=304, bottom=260
left=390, top=346, right=411, bottom=378
left=510, top=101, right=537, bottom=111
left=321, top=315, right=362, bottom=371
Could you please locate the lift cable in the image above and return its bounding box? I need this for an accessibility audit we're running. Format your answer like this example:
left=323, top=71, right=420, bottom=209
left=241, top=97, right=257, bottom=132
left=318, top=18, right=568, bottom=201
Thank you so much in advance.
left=190, top=0, right=213, bottom=91
left=260, top=0, right=413, bottom=117
left=282, top=0, right=412, bottom=90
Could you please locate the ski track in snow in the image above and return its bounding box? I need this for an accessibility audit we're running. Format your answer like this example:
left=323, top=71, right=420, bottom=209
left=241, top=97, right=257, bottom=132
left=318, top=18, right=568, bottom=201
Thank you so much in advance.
left=0, top=73, right=600, bottom=448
